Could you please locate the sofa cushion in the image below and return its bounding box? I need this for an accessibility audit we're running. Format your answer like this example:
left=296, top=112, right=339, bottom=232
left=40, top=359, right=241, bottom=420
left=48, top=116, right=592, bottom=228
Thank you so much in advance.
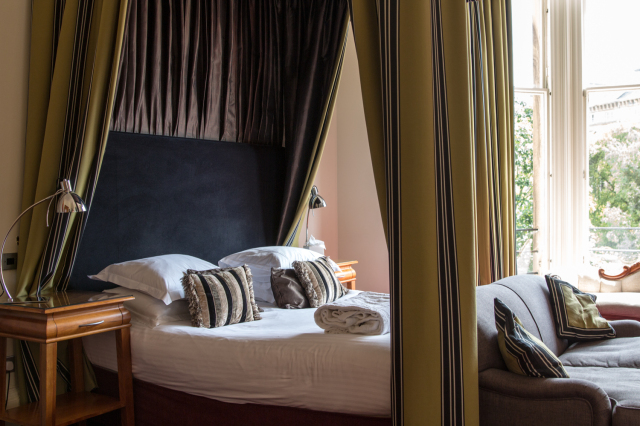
left=494, top=275, right=570, bottom=355
left=595, top=292, right=640, bottom=321
left=559, top=338, right=640, bottom=369
left=578, top=268, right=602, bottom=293
left=546, top=275, right=616, bottom=341
left=563, top=367, right=640, bottom=426
left=495, top=298, right=569, bottom=378
left=478, top=282, right=540, bottom=372
left=620, top=272, right=640, bottom=292
left=477, top=275, right=570, bottom=373
left=600, top=278, right=623, bottom=293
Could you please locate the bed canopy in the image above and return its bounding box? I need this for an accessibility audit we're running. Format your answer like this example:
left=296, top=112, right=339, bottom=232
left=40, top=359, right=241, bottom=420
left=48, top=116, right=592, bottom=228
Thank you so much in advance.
left=14, top=0, right=349, bottom=408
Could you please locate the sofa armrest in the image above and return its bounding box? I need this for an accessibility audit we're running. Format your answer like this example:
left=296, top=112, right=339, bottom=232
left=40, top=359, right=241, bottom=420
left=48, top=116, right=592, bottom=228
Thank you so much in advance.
left=609, top=319, right=640, bottom=338
left=479, top=369, right=611, bottom=426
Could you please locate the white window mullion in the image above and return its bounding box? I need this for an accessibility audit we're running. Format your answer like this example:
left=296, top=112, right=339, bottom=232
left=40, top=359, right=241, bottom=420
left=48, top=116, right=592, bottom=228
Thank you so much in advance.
left=548, top=0, right=583, bottom=275
left=569, top=0, right=586, bottom=270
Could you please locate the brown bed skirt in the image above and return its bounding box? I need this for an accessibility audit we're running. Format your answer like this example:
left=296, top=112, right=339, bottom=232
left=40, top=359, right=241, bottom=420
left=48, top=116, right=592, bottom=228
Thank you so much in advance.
left=89, top=365, right=392, bottom=426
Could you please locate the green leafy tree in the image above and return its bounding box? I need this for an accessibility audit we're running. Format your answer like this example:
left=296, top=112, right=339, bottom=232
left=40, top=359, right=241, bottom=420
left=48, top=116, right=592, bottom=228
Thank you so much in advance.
left=589, top=126, right=640, bottom=259
left=514, top=100, right=534, bottom=251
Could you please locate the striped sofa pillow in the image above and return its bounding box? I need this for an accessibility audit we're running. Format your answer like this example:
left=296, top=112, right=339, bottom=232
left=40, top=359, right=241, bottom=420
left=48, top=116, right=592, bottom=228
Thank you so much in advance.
left=293, top=257, right=348, bottom=308
left=182, top=265, right=261, bottom=328
left=494, top=298, right=569, bottom=378
left=545, top=274, right=616, bottom=341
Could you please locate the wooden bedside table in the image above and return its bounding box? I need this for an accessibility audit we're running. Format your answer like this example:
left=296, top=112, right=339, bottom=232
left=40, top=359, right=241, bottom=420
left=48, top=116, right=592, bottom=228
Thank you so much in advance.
left=0, top=291, right=135, bottom=426
left=335, top=261, right=358, bottom=290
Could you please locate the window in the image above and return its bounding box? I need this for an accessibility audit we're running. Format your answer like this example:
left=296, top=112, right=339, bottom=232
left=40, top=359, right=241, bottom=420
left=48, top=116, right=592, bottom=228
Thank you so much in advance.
left=513, top=0, right=640, bottom=276
left=584, top=0, right=640, bottom=270
left=512, top=0, right=549, bottom=275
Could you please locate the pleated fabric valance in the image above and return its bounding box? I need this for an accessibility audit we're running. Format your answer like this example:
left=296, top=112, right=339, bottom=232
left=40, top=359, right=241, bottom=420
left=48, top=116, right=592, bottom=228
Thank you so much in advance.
left=110, top=0, right=347, bottom=147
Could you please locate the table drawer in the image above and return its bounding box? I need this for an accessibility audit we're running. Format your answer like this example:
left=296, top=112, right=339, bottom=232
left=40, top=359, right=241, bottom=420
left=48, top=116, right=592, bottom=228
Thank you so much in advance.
left=53, top=305, right=124, bottom=339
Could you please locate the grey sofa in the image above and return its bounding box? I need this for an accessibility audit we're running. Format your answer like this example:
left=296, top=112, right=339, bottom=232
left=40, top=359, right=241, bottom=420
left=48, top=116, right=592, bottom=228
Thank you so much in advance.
left=478, top=274, right=640, bottom=426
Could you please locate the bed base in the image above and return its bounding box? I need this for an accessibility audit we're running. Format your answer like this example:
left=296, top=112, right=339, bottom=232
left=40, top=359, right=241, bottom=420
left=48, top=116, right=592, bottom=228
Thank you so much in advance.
left=88, top=365, right=392, bottom=426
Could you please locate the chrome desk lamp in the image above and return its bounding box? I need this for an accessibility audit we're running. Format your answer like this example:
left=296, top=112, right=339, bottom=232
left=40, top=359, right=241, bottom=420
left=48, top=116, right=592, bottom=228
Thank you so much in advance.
left=304, top=185, right=326, bottom=249
left=0, top=179, right=86, bottom=303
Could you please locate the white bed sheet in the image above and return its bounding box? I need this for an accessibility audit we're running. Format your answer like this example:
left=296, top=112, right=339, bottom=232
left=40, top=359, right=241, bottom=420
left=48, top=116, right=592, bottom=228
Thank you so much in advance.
left=83, top=291, right=391, bottom=417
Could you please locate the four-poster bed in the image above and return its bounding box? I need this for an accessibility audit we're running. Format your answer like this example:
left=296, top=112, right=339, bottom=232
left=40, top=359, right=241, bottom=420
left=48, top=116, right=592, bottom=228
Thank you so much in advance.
left=70, top=132, right=391, bottom=425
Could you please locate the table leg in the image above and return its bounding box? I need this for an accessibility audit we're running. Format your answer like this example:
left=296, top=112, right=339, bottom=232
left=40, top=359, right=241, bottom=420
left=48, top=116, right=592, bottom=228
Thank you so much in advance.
left=68, top=339, right=84, bottom=393
left=40, top=342, right=57, bottom=426
left=0, top=337, right=6, bottom=426
left=68, top=339, right=87, bottom=426
left=115, top=328, right=134, bottom=426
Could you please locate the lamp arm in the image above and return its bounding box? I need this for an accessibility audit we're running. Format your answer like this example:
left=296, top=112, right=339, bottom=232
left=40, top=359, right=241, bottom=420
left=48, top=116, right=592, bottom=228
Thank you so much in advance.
left=305, top=193, right=319, bottom=247
left=305, top=203, right=312, bottom=246
left=0, top=190, right=63, bottom=301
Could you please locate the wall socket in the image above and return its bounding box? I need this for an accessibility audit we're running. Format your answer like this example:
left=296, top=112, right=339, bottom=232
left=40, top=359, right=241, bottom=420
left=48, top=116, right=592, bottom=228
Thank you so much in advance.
left=1, top=253, right=17, bottom=271
left=6, top=356, right=14, bottom=373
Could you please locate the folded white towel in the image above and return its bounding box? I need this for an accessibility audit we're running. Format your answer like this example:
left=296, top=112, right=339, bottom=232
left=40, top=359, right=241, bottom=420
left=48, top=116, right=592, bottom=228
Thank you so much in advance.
left=314, top=292, right=390, bottom=335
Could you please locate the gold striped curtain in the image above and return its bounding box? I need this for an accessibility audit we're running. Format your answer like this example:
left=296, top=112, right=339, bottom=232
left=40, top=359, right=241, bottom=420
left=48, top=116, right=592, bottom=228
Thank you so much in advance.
left=15, top=0, right=128, bottom=403
left=350, top=0, right=514, bottom=423
left=469, top=0, right=516, bottom=286
left=350, top=1, right=479, bottom=424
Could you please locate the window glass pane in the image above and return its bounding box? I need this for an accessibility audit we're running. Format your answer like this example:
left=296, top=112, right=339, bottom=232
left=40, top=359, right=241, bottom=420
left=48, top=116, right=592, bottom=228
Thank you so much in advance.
left=584, top=0, right=640, bottom=87
left=515, top=92, right=547, bottom=274
left=588, top=89, right=640, bottom=269
left=512, top=0, right=544, bottom=88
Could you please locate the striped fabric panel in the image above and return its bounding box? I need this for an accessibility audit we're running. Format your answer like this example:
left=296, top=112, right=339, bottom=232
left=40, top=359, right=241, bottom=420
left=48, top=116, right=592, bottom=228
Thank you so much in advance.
left=494, top=298, right=569, bottom=378
left=467, top=0, right=516, bottom=285
left=545, top=275, right=616, bottom=341
left=37, top=0, right=96, bottom=293
left=182, top=266, right=261, bottom=329
left=22, top=0, right=126, bottom=402
left=20, top=340, right=40, bottom=402
left=430, top=1, right=467, bottom=424
left=376, top=1, right=404, bottom=424
left=33, top=0, right=128, bottom=295
left=292, top=257, right=348, bottom=308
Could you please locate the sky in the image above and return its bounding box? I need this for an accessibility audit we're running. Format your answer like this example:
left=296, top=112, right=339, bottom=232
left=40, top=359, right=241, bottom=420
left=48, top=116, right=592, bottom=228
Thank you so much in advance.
left=513, top=0, right=640, bottom=89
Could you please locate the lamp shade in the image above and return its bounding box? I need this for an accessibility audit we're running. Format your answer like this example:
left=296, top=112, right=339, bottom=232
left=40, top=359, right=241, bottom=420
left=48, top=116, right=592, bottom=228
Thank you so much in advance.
left=309, top=185, right=326, bottom=210
left=56, top=192, right=87, bottom=213
left=310, top=194, right=326, bottom=209
left=56, top=179, right=87, bottom=213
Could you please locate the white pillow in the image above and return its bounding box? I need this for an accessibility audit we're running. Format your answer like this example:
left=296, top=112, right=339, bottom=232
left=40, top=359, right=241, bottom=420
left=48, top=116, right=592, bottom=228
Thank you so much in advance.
left=103, top=287, right=191, bottom=327
left=218, top=247, right=340, bottom=303
left=90, top=254, right=218, bottom=304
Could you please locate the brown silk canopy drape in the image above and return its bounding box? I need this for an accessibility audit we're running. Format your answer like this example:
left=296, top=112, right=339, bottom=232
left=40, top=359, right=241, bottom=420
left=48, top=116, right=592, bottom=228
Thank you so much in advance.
left=110, top=1, right=350, bottom=245
left=111, top=0, right=283, bottom=143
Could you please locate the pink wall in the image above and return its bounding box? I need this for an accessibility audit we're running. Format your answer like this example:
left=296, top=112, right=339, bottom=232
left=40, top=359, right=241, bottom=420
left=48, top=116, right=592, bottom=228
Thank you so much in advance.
left=336, top=31, right=389, bottom=293
left=297, top=115, right=339, bottom=261
left=299, top=30, right=389, bottom=293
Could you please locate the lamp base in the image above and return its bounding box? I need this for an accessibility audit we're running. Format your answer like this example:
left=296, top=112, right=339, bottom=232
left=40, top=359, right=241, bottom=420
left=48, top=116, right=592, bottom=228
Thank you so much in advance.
left=1, top=296, right=49, bottom=305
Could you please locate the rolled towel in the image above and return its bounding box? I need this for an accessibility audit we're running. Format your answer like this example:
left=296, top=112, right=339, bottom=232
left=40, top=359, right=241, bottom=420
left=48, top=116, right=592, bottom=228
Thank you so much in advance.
left=314, top=292, right=390, bottom=335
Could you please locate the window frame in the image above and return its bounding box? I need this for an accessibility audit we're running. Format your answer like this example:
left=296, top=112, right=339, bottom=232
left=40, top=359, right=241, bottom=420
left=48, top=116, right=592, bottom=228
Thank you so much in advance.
left=546, top=0, right=640, bottom=273
left=582, top=84, right=640, bottom=264
left=513, top=0, right=550, bottom=275
left=543, top=0, right=588, bottom=274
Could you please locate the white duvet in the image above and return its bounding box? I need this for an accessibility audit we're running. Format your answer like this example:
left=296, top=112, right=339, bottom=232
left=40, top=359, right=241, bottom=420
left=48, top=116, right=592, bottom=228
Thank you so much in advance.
left=83, top=291, right=391, bottom=417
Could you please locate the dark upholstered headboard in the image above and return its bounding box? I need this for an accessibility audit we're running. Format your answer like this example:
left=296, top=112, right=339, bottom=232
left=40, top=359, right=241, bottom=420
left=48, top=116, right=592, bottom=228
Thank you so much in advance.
left=70, top=131, right=286, bottom=291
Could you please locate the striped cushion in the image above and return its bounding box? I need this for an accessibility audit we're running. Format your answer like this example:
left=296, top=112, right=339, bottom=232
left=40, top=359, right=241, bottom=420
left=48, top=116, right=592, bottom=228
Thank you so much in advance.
left=293, top=257, right=348, bottom=308
left=545, top=275, right=616, bottom=341
left=494, top=298, right=569, bottom=378
left=181, top=266, right=261, bottom=328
